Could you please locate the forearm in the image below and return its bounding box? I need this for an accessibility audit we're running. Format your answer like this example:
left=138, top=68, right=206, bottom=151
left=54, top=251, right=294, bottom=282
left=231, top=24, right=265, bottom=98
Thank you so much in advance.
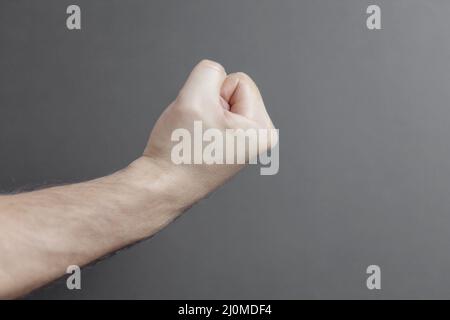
left=0, top=60, right=276, bottom=299
left=0, top=157, right=197, bottom=299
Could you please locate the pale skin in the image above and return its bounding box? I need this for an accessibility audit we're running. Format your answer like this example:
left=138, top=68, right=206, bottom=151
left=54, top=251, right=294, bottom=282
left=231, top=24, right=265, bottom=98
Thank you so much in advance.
left=0, top=60, right=276, bottom=299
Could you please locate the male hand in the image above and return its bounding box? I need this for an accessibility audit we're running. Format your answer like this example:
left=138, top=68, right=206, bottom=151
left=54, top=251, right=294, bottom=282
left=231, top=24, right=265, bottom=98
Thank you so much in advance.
left=139, top=59, right=277, bottom=202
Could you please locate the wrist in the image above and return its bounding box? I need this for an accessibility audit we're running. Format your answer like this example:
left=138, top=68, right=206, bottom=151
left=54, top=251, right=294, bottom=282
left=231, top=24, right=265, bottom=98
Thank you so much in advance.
left=125, top=156, right=201, bottom=213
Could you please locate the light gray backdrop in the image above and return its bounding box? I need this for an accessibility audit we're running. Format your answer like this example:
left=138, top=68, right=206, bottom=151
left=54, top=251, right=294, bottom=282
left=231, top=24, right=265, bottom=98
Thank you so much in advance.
left=1, top=0, right=450, bottom=299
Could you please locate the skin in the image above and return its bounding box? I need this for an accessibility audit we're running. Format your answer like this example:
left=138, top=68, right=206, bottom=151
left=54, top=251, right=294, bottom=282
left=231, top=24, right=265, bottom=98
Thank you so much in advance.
left=0, top=60, right=276, bottom=299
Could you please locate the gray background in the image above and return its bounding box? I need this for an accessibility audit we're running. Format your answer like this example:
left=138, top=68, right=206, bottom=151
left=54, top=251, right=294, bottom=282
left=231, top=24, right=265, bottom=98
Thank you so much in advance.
left=1, top=0, right=450, bottom=299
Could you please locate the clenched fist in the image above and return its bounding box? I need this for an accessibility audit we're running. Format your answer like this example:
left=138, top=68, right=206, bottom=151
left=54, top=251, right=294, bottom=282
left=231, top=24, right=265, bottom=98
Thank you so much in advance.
left=137, top=60, right=277, bottom=203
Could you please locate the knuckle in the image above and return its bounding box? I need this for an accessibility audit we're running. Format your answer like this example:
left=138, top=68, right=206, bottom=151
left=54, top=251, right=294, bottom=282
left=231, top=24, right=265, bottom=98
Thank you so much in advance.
left=176, top=88, right=193, bottom=105
left=234, top=71, right=252, bottom=82
left=189, top=103, right=203, bottom=116
left=234, top=71, right=262, bottom=98
left=174, top=97, right=203, bottom=119
left=198, top=59, right=225, bottom=73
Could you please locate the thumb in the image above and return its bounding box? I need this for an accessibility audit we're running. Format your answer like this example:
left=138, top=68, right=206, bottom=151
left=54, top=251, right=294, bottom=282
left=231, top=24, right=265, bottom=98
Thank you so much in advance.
left=179, top=59, right=227, bottom=102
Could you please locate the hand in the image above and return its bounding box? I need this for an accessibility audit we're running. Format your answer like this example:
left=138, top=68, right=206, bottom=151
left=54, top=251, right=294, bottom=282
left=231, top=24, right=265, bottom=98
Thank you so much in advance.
left=137, top=60, right=277, bottom=202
